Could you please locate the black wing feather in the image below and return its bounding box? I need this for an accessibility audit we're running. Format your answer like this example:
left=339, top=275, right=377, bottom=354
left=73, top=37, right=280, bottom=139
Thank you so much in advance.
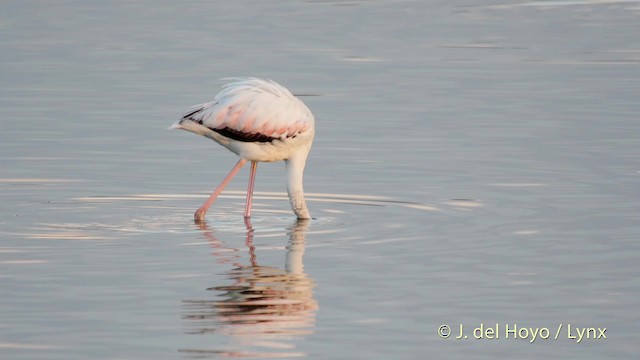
left=209, top=127, right=277, bottom=143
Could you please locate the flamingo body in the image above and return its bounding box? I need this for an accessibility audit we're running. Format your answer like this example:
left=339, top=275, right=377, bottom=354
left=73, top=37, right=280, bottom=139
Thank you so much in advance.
left=171, top=77, right=315, bottom=221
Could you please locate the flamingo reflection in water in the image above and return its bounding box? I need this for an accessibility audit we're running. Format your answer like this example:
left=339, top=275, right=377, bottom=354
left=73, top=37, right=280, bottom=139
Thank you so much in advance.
left=180, top=219, right=317, bottom=358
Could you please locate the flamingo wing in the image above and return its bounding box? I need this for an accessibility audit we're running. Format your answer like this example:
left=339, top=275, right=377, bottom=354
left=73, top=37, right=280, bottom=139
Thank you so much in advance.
left=181, top=78, right=314, bottom=143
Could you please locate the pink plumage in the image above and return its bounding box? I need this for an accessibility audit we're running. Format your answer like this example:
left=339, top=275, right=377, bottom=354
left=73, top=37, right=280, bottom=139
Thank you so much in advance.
left=181, top=78, right=312, bottom=143
left=171, top=77, right=315, bottom=222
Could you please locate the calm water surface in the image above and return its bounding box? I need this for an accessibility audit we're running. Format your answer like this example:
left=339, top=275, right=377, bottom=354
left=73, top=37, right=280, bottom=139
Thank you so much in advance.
left=1, top=1, right=639, bottom=359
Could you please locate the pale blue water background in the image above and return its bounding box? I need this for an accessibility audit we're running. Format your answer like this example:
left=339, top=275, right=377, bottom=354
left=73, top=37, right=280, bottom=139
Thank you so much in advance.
left=1, top=0, right=639, bottom=359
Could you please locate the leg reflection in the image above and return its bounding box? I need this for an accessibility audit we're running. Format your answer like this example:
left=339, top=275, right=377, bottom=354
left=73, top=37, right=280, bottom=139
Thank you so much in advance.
left=182, top=219, right=317, bottom=358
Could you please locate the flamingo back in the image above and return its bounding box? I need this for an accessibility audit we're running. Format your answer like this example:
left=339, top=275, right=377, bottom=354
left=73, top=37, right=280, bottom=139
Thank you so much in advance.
left=182, top=78, right=314, bottom=143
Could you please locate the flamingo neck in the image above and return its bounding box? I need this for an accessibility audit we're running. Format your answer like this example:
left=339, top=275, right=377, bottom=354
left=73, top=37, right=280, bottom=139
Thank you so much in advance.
left=285, top=154, right=311, bottom=220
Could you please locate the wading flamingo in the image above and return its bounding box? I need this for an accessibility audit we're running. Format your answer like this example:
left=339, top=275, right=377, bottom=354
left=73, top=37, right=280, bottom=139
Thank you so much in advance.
left=171, top=77, right=315, bottom=222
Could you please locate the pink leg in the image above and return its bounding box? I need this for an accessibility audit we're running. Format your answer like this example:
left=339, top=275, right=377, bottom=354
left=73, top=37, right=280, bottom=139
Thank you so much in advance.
left=244, top=161, right=258, bottom=218
left=195, top=159, right=246, bottom=223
